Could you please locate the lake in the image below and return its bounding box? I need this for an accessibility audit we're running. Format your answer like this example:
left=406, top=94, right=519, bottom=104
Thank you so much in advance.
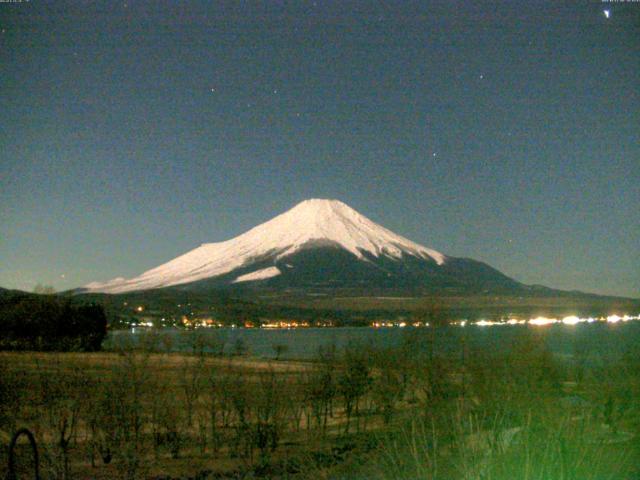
left=107, top=321, right=640, bottom=363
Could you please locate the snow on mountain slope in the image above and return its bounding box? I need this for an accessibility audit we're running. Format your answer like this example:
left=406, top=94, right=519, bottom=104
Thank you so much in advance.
left=83, top=199, right=446, bottom=293
left=232, top=266, right=281, bottom=283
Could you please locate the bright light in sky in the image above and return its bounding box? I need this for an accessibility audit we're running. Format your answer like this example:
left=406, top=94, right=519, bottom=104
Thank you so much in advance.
left=604, top=10, right=611, bottom=19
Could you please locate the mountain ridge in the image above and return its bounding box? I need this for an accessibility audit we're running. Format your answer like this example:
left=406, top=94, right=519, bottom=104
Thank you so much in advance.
left=78, top=199, right=600, bottom=298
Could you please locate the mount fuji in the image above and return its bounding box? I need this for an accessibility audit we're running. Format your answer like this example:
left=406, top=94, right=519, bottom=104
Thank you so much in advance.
left=82, top=199, right=522, bottom=294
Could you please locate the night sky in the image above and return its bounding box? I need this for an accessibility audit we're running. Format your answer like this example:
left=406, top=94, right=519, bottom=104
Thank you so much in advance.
left=1, top=1, right=638, bottom=297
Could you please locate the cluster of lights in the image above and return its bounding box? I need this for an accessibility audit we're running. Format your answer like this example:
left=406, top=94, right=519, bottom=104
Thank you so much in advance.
left=605, top=314, right=637, bottom=323
left=130, top=321, right=154, bottom=328
left=180, top=317, right=227, bottom=328
left=470, top=314, right=640, bottom=327
left=372, top=321, right=428, bottom=328
left=366, top=314, right=640, bottom=329
left=529, top=317, right=558, bottom=326
left=262, top=320, right=311, bottom=329
left=128, top=311, right=640, bottom=331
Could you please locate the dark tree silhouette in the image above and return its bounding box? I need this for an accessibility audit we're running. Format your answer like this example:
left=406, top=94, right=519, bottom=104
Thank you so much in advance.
left=0, top=293, right=107, bottom=351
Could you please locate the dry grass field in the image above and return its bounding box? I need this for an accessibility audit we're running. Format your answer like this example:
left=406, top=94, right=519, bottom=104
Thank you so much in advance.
left=1, top=330, right=640, bottom=479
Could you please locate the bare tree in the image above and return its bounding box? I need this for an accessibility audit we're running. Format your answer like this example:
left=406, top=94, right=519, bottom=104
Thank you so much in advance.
left=371, top=348, right=406, bottom=425
left=179, top=355, right=206, bottom=428
left=33, top=284, right=56, bottom=294
left=99, top=349, right=153, bottom=479
left=251, top=368, right=287, bottom=463
left=206, top=363, right=224, bottom=453
left=338, top=345, right=372, bottom=434
left=36, top=359, right=88, bottom=480
left=0, top=361, right=25, bottom=438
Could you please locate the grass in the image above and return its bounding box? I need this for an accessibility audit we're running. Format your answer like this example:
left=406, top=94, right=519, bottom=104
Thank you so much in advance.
left=1, top=331, right=639, bottom=479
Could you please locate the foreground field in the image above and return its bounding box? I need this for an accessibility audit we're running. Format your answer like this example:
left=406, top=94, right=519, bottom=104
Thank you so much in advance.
left=1, top=329, right=640, bottom=479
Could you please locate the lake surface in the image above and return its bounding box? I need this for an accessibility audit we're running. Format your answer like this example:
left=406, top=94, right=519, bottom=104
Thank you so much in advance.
left=107, top=321, right=640, bottom=362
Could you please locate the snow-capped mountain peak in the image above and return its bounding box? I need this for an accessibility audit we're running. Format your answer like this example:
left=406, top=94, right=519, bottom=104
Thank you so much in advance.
left=259, top=198, right=445, bottom=263
left=83, top=199, right=446, bottom=293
